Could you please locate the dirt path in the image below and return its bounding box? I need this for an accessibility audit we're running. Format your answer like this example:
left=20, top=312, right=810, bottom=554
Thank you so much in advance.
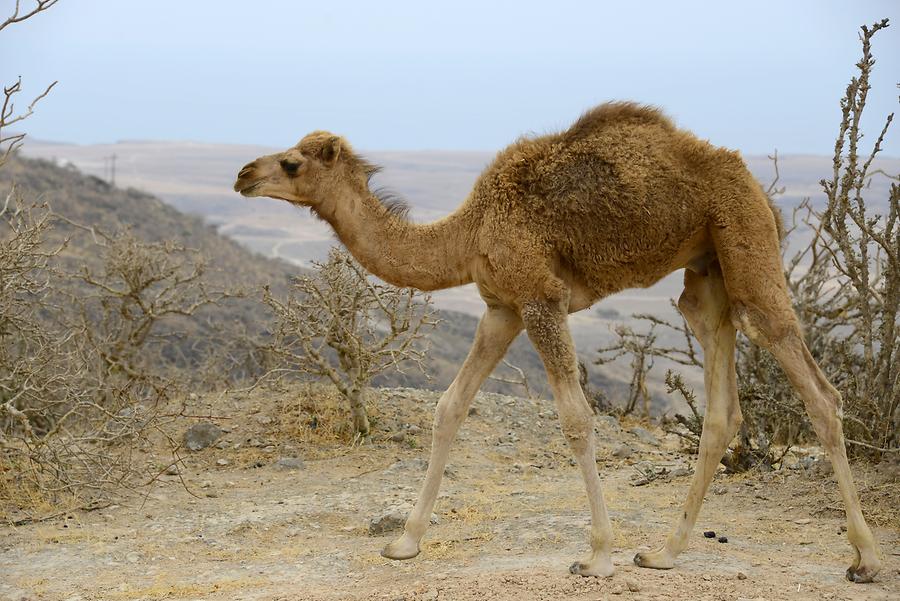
left=2, top=389, right=898, bottom=600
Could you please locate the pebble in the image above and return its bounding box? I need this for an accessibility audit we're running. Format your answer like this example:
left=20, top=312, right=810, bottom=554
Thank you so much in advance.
left=390, top=431, right=406, bottom=443
left=216, top=458, right=230, bottom=467
left=596, top=415, right=620, bottom=430
left=275, top=457, right=305, bottom=470
left=125, top=551, right=140, bottom=563
left=718, top=536, right=728, bottom=543
left=629, top=426, right=660, bottom=446
left=612, top=443, right=635, bottom=459
left=625, top=578, right=641, bottom=592
left=793, top=518, right=811, bottom=525
left=703, top=530, right=716, bottom=538
left=737, top=571, right=747, bottom=580
left=183, top=422, right=223, bottom=451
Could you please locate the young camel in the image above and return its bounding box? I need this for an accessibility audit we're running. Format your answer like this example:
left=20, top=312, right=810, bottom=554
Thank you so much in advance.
left=233, top=102, right=882, bottom=582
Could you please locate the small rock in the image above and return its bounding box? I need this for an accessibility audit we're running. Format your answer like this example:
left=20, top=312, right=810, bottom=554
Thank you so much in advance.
left=612, top=443, right=635, bottom=459
left=406, top=424, right=423, bottom=435
left=164, top=464, right=180, bottom=476
left=703, top=530, right=716, bottom=538
left=701, top=574, right=712, bottom=582
left=275, top=457, right=305, bottom=470
left=625, top=578, right=641, bottom=592
left=813, top=460, right=834, bottom=477
left=610, top=583, right=624, bottom=595
left=183, top=422, right=223, bottom=451
left=499, top=432, right=519, bottom=444
left=390, top=431, right=406, bottom=443
left=125, top=551, right=140, bottom=563
left=737, top=571, right=747, bottom=580
left=596, top=415, right=620, bottom=430
left=255, top=415, right=273, bottom=426
left=199, top=480, right=213, bottom=489
left=713, top=485, right=727, bottom=495
left=670, top=466, right=692, bottom=478
left=216, top=458, right=230, bottom=467
left=368, top=506, right=439, bottom=535
left=568, top=457, right=577, bottom=466
left=369, top=510, right=407, bottom=535
left=629, top=426, right=660, bottom=446
left=793, top=518, right=811, bottom=525
left=718, top=536, right=728, bottom=543
left=468, top=406, right=478, bottom=416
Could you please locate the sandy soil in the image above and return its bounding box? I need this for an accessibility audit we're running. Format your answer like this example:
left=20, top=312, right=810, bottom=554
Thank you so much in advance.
left=1, top=388, right=898, bottom=601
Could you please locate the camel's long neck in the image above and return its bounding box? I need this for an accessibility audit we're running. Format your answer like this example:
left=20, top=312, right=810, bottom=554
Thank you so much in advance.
left=318, top=189, right=475, bottom=291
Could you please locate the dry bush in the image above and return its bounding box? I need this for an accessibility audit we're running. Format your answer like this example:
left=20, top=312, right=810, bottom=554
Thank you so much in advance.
left=596, top=19, right=898, bottom=469
left=262, top=248, right=437, bottom=437
left=0, top=205, right=239, bottom=520
left=0, top=1, right=57, bottom=168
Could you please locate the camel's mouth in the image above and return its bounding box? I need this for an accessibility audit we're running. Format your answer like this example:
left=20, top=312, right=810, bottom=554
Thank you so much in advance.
left=233, top=179, right=262, bottom=196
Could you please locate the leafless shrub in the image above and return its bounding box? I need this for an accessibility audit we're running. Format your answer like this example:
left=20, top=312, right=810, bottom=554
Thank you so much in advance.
left=1, top=1, right=58, bottom=168
left=596, top=303, right=700, bottom=417
left=261, top=248, right=438, bottom=436
left=0, top=203, right=244, bottom=519
left=489, top=359, right=536, bottom=400
left=596, top=19, right=899, bottom=467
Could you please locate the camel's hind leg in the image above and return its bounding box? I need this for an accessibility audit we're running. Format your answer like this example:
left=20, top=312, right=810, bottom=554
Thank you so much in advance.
left=381, top=304, right=522, bottom=560
left=635, top=263, right=741, bottom=570
left=712, top=194, right=882, bottom=582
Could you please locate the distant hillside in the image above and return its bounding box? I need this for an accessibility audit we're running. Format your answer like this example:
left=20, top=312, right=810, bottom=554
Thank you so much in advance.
left=3, top=155, right=629, bottom=400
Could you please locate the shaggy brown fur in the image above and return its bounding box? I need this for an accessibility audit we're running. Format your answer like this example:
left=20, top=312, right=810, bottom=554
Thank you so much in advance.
left=234, top=101, right=881, bottom=582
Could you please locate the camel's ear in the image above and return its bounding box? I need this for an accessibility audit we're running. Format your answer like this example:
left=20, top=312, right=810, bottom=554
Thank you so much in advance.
left=321, top=136, right=341, bottom=167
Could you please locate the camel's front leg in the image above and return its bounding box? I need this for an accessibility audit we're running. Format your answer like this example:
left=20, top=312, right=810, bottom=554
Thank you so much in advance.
left=381, top=305, right=522, bottom=560
left=521, top=298, right=615, bottom=578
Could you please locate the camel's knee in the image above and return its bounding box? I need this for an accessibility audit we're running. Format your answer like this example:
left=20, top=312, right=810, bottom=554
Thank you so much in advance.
left=729, top=302, right=800, bottom=350
left=432, top=391, right=467, bottom=437
left=558, top=401, right=595, bottom=452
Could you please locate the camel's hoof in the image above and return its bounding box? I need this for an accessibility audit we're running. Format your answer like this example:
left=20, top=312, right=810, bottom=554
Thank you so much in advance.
left=845, top=564, right=879, bottom=583
left=633, top=551, right=674, bottom=570
left=381, top=535, right=420, bottom=561
left=568, top=559, right=615, bottom=578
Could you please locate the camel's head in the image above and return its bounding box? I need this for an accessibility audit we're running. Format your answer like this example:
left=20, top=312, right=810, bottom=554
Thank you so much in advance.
left=233, top=131, right=365, bottom=208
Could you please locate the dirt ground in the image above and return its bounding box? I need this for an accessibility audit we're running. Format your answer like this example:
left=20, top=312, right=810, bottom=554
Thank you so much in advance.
left=1, top=387, right=898, bottom=601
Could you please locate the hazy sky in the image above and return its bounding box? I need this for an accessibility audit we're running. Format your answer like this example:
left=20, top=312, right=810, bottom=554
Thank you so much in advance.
left=2, top=1, right=898, bottom=154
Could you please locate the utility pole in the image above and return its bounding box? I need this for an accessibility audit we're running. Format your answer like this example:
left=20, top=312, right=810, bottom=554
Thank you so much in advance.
left=103, top=153, right=117, bottom=186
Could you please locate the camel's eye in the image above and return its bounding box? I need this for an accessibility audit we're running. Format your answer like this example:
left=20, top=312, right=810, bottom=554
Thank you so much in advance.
left=280, top=159, right=300, bottom=175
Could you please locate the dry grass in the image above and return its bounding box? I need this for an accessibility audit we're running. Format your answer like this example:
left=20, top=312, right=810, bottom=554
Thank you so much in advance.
left=274, top=382, right=385, bottom=458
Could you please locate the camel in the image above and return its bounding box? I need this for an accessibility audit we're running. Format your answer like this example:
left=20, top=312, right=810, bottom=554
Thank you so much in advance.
left=233, top=102, right=882, bottom=583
